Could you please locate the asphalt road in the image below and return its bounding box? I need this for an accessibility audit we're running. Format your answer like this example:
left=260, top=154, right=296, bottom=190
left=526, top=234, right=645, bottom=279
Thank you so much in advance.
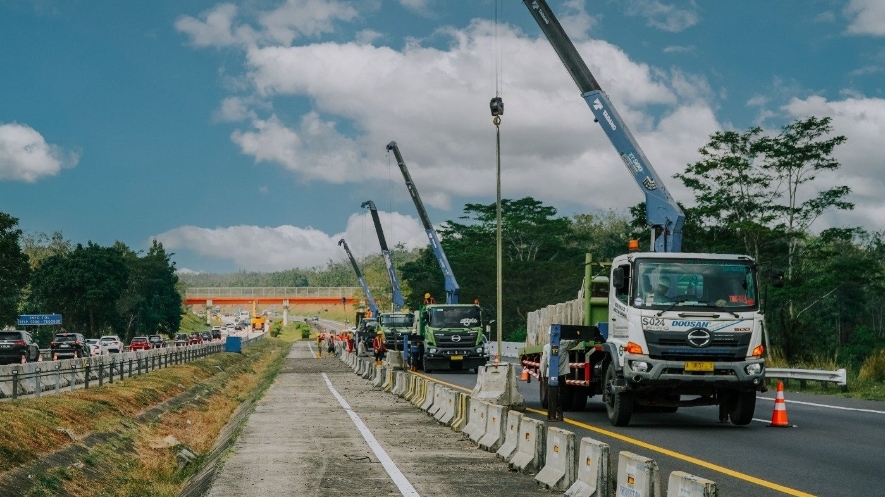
left=427, top=361, right=885, bottom=497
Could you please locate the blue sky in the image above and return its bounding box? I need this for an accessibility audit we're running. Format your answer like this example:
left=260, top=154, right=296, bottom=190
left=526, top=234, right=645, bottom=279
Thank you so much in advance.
left=1, top=0, right=883, bottom=273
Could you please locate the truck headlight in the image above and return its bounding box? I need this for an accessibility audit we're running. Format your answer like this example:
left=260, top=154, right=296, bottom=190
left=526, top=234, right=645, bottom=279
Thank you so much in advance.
left=631, top=361, right=650, bottom=373
left=476, top=347, right=483, bottom=354
left=429, top=348, right=437, bottom=354
left=745, top=363, right=762, bottom=375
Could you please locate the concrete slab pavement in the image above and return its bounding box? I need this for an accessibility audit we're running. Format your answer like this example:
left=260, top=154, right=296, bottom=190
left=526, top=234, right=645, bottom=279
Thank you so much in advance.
left=205, top=341, right=550, bottom=497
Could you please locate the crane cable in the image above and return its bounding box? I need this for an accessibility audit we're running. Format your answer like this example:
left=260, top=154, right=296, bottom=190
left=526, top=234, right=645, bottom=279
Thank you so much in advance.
left=490, top=0, right=504, bottom=362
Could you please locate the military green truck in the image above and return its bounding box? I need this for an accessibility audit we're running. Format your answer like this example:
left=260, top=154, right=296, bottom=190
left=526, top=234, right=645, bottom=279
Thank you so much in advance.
left=416, top=303, right=487, bottom=373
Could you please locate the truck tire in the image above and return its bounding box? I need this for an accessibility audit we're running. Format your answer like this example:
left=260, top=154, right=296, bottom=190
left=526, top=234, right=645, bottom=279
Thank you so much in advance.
left=729, top=391, right=756, bottom=425
left=603, top=360, right=633, bottom=427
left=422, top=356, right=432, bottom=374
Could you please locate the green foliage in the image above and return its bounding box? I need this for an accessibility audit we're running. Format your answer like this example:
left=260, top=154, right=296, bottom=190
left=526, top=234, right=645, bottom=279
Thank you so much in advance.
left=0, top=213, right=30, bottom=327
left=859, top=349, right=885, bottom=383
left=270, top=320, right=283, bottom=337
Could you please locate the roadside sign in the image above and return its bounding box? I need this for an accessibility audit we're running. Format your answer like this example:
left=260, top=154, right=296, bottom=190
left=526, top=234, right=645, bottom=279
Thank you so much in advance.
left=17, top=314, right=62, bottom=326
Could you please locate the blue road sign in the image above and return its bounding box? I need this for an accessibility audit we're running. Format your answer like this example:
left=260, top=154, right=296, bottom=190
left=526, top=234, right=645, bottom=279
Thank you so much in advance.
left=17, top=314, right=62, bottom=326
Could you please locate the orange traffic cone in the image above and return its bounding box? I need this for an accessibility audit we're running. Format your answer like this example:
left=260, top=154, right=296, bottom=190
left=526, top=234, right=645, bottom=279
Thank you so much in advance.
left=768, top=381, right=791, bottom=427
left=520, top=367, right=529, bottom=382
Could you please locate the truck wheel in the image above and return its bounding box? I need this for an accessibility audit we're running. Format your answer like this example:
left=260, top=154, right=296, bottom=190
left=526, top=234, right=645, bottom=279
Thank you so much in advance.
left=729, top=391, right=756, bottom=425
left=422, top=356, right=432, bottom=374
left=603, top=360, right=633, bottom=427
left=539, top=378, right=548, bottom=409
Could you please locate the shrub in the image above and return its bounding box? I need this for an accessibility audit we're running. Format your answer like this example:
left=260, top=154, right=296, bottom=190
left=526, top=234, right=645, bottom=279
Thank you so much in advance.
left=859, top=349, right=885, bottom=383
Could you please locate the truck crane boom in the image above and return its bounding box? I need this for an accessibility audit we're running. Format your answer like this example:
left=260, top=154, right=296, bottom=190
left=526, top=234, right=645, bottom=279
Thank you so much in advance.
left=337, top=238, right=380, bottom=317
left=386, top=141, right=460, bottom=304
left=361, top=200, right=405, bottom=311
left=523, top=0, right=685, bottom=252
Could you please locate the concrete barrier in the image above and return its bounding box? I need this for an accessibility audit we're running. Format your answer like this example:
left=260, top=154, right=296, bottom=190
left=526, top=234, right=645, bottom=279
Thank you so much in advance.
left=471, top=363, right=526, bottom=410
left=362, top=362, right=375, bottom=380
left=450, top=392, right=469, bottom=432
left=466, top=400, right=490, bottom=444
left=495, top=411, right=523, bottom=462
left=382, top=369, right=394, bottom=391
left=427, top=384, right=446, bottom=417
left=384, top=351, right=404, bottom=370
left=478, top=403, right=509, bottom=452
left=410, top=378, right=426, bottom=406
left=403, top=375, right=417, bottom=401
left=372, top=366, right=385, bottom=387
left=434, top=387, right=453, bottom=424
left=617, top=451, right=660, bottom=497
left=565, top=437, right=611, bottom=497
left=667, top=471, right=717, bottom=497
left=420, top=381, right=436, bottom=412
left=508, top=416, right=545, bottom=474
left=438, top=388, right=459, bottom=426
left=535, top=427, right=577, bottom=491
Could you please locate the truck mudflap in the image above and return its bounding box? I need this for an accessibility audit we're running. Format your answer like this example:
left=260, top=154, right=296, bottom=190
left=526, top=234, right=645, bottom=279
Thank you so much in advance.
left=621, top=356, right=766, bottom=392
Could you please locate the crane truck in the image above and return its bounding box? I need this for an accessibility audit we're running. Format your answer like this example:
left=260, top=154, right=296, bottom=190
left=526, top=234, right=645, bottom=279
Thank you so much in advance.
left=518, top=0, right=778, bottom=426
left=338, top=238, right=380, bottom=353
left=361, top=200, right=415, bottom=353
left=387, top=141, right=488, bottom=373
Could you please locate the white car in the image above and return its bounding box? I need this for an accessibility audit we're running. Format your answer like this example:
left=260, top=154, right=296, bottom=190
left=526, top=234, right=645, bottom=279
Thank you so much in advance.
left=85, top=338, right=102, bottom=357
left=98, top=335, right=123, bottom=354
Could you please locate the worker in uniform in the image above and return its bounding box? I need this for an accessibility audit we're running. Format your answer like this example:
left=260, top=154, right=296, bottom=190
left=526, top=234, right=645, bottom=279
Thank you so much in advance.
left=408, top=332, right=423, bottom=372
left=316, top=332, right=324, bottom=358
left=324, top=332, right=335, bottom=357
left=372, top=330, right=387, bottom=367
left=423, top=293, right=435, bottom=305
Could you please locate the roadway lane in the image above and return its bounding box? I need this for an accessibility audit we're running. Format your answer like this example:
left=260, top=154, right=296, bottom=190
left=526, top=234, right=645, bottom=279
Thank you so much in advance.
left=423, top=362, right=885, bottom=497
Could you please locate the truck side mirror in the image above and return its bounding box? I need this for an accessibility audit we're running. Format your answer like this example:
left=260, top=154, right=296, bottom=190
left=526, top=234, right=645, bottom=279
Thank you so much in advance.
left=612, top=267, right=625, bottom=290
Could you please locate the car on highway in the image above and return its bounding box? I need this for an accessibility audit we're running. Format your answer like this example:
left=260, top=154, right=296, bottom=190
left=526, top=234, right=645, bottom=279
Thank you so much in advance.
left=98, top=335, right=123, bottom=354
left=174, top=333, right=189, bottom=347
left=85, top=338, right=102, bottom=357
left=148, top=335, right=167, bottom=349
left=188, top=333, right=203, bottom=345
left=128, top=336, right=151, bottom=352
left=50, top=332, right=89, bottom=360
left=201, top=331, right=212, bottom=342
left=0, top=330, right=41, bottom=364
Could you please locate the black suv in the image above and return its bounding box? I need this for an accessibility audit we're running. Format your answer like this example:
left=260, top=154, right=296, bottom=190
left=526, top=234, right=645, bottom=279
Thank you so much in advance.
left=0, top=330, right=41, bottom=364
left=50, top=332, right=88, bottom=360
left=148, top=335, right=167, bottom=348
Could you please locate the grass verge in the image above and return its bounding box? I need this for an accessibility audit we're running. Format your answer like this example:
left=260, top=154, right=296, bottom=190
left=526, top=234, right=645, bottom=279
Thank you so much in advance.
left=0, top=333, right=297, bottom=496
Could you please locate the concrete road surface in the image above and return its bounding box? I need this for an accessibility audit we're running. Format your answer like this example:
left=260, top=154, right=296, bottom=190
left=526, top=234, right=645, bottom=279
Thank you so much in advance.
left=205, top=341, right=550, bottom=497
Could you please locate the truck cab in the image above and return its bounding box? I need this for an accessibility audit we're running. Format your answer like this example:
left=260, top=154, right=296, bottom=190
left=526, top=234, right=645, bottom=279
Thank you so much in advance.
left=379, top=312, right=415, bottom=351
left=417, top=303, right=488, bottom=373
left=606, top=252, right=767, bottom=425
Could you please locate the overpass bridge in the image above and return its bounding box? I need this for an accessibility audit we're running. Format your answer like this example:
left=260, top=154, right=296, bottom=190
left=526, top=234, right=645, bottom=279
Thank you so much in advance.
left=184, top=287, right=362, bottom=325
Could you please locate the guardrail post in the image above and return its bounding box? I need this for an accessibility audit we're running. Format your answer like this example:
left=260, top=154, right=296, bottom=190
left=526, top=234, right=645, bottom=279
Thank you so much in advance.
left=84, top=363, right=91, bottom=390
left=98, top=361, right=104, bottom=387
left=11, top=370, right=18, bottom=400
left=128, top=358, right=133, bottom=377
left=55, top=362, right=62, bottom=396
left=35, top=368, right=41, bottom=398
left=119, top=358, right=124, bottom=382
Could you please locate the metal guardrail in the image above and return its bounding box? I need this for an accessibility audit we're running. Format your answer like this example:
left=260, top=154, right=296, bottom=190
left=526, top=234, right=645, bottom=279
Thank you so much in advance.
left=766, top=367, right=848, bottom=390
left=1, top=334, right=265, bottom=401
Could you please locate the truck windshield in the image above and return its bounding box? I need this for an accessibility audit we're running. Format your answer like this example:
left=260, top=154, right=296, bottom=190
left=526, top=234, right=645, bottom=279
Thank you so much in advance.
left=428, top=307, right=481, bottom=328
left=634, top=259, right=758, bottom=310
left=380, top=314, right=414, bottom=327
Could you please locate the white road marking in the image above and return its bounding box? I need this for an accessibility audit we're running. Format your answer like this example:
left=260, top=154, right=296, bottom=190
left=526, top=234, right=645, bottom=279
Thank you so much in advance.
left=322, top=372, right=420, bottom=497
left=757, top=395, right=885, bottom=414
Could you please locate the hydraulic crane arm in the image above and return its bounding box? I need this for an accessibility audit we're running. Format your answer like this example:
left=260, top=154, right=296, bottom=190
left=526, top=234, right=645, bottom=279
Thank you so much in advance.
left=361, top=200, right=405, bottom=311
left=522, top=0, right=685, bottom=252
left=386, top=141, right=460, bottom=304
left=337, top=238, right=380, bottom=316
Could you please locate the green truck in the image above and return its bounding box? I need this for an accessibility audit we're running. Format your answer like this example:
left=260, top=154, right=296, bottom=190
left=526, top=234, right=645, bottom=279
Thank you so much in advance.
left=416, top=303, right=487, bottom=373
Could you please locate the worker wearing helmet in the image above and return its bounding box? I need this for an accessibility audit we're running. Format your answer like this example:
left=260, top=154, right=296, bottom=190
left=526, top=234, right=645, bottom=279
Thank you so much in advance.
left=423, top=292, right=435, bottom=305
left=372, top=329, right=387, bottom=367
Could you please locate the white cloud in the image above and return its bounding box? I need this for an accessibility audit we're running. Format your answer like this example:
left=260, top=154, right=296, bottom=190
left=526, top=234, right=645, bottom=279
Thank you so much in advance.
left=0, top=122, right=78, bottom=182
left=622, top=0, right=700, bottom=33
left=155, top=210, right=427, bottom=272
left=845, top=0, right=885, bottom=36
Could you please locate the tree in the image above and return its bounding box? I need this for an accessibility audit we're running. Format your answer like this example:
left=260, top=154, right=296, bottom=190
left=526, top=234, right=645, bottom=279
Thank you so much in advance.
left=0, top=213, right=31, bottom=326
left=19, top=231, right=71, bottom=268
left=28, top=242, right=129, bottom=336
left=115, top=240, right=182, bottom=340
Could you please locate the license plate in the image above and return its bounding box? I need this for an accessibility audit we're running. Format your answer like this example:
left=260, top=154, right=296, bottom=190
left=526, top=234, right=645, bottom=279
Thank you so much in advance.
left=450, top=355, right=463, bottom=361
left=685, top=361, right=714, bottom=372
left=1, top=344, right=10, bottom=349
